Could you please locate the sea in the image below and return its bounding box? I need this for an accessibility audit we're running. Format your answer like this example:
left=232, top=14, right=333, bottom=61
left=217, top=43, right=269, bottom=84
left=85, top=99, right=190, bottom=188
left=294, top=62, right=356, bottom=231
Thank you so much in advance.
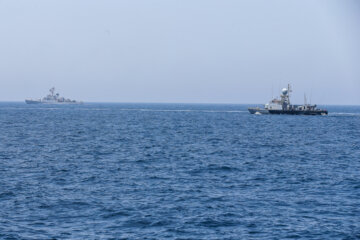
left=0, top=102, right=359, bottom=239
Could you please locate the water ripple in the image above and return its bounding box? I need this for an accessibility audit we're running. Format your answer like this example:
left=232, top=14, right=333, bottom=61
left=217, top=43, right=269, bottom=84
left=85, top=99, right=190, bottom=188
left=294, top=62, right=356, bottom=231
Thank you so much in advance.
left=0, top=103, right=359, bottom=239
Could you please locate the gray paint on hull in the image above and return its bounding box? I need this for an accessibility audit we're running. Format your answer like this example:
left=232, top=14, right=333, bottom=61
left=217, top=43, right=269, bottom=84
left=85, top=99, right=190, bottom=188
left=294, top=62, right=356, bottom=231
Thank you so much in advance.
left=248, top=108, right=328, bottom=115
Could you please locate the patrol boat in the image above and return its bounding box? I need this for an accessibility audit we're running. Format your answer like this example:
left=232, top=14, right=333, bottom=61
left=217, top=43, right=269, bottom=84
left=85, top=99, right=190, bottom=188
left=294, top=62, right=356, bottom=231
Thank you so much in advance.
left=248, top=84, right=328, bottom=115
left=25, top=87, right=83, bottom=104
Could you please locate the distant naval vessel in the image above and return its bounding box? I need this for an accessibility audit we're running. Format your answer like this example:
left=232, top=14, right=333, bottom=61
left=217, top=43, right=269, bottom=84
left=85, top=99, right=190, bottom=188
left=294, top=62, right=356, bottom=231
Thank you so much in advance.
left=248, top=84, right=328, bottom=115
left=25, top=87, right=83, bottom=104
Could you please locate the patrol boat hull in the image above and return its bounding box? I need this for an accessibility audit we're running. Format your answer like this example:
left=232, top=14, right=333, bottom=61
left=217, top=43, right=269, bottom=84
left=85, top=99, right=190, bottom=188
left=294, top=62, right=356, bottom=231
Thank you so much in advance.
left=248, top=84, right=328, bottom=115
left=268, top=109, right=328, bottom=115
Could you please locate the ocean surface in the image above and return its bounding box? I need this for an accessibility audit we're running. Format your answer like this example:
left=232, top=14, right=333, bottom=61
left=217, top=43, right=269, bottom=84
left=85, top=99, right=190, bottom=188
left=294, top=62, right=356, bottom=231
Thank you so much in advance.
left=0, top=102, right=359, bottom=239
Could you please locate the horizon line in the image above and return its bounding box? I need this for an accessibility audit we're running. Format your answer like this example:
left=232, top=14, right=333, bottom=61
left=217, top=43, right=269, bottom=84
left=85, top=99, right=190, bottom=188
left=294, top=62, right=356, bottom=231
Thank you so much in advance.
left=0, top=101, right=359, bottom=107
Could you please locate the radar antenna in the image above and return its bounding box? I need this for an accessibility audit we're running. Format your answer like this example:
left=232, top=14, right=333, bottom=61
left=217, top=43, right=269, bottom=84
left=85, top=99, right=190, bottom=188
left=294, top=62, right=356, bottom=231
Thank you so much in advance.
left=287, top=84, right=292, bottom=105
left=49, top=87, right=55, bottom=96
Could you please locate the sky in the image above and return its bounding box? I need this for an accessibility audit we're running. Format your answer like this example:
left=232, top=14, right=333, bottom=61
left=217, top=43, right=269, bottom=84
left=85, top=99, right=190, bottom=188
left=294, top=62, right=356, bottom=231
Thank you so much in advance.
left=0, top=0, right=359, bottom=105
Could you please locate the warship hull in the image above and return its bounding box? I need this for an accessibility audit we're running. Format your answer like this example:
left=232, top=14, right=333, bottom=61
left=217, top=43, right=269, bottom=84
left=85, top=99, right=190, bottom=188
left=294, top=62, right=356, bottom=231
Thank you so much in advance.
left=25, top=100, right=41, bottom=104
left=25, top=100, right=82, bottom=104
left=25, top=87, right=83, bottom=104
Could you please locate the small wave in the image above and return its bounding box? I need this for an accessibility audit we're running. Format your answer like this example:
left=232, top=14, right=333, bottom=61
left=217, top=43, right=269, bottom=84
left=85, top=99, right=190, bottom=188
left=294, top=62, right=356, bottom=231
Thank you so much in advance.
left=196, top=217, right=240, bottom=227
left=121, top=218, right=153, bottom=228
left=78, top=108, right=110, bottom=111
left=0, top=191, right=15, bottom=199
left=193, top=164, right=240, bottom=172
left=0, top=107, right=62, bottom=110
left=101, top=210, right=130, bottom=219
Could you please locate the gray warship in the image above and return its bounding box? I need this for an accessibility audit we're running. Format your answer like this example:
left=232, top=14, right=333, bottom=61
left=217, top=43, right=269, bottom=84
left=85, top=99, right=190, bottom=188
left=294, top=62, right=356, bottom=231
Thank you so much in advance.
left=25, top=87, right=83, bottom=104
left=248, top=84, right=328, bottom=115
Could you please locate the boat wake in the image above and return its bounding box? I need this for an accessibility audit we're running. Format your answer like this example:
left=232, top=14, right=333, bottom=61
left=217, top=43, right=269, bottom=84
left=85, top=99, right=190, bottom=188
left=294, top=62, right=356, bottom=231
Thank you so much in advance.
left=0, top=107, right=247, bottom=113
left=118, top=109, right=247, bottom=113
left=329, top=112, right=360, bottom=117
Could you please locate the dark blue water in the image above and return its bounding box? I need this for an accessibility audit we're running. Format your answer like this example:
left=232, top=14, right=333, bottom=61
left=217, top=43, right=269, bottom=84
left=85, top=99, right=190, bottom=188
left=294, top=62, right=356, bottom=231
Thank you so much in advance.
left=0, top=103, right=359, bottom=239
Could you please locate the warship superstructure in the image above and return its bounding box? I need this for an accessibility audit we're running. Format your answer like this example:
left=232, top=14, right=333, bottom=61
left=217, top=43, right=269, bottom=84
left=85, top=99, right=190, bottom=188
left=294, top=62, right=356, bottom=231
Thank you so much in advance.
left=25, top=87, right=82, bottom=104
left=248, top=84, right=327, bottom=115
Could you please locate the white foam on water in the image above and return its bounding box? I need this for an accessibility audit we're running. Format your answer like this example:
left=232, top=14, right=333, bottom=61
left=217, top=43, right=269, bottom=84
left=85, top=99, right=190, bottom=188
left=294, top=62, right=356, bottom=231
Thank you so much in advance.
left=330, top=112, right=360, bottom=116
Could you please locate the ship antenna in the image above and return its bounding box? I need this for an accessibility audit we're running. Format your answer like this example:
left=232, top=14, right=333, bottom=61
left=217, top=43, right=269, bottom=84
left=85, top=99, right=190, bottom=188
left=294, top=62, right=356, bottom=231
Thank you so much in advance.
left=50, top=87, right=55, bottom=96
left=288, top=83, right=292, bottom=105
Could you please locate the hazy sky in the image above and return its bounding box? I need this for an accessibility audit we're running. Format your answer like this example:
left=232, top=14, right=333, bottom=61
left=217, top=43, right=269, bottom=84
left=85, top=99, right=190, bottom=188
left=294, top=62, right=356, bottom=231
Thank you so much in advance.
left=0, top=0, right=359, bottom=104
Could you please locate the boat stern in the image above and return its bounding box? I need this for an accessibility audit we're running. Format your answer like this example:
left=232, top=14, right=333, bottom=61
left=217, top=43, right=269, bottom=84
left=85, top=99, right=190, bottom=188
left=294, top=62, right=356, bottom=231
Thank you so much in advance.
left=248, top=107, right=269, bottom=114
